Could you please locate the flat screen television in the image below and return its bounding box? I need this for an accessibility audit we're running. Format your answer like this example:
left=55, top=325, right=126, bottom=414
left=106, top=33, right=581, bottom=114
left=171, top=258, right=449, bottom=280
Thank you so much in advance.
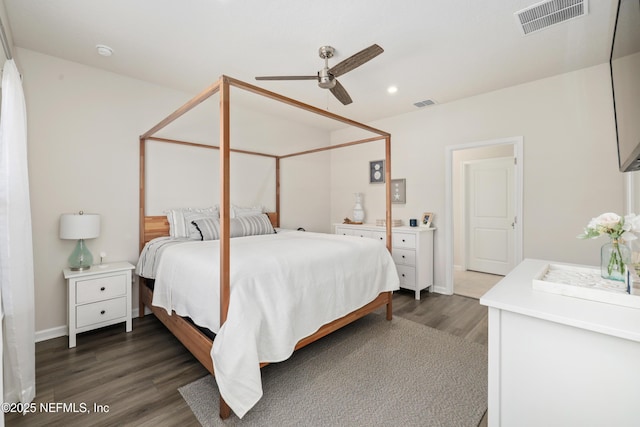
left=610, top=0, right=640, bottom=172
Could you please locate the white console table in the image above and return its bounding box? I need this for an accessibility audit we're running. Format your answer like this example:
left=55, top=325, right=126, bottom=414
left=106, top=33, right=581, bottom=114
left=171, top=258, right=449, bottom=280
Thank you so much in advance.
left=480, top=259, right=640, bottom=426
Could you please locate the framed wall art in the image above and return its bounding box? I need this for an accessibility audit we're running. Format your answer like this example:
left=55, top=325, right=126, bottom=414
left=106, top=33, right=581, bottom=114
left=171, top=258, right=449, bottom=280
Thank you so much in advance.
left=391, top=178, right=406, bottom=204
left=369, top=160, right=385, bottom=184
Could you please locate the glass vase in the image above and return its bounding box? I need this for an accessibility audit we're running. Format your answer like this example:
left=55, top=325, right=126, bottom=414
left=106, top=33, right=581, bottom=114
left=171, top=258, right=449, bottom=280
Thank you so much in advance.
left=353, top=192, right=365, bottom=223
left=601, top=239, right=631, bottom=282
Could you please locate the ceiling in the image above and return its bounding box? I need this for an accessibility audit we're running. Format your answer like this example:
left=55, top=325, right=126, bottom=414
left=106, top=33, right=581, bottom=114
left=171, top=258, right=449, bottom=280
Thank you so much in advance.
left=2, top=0, right=619, bottom=125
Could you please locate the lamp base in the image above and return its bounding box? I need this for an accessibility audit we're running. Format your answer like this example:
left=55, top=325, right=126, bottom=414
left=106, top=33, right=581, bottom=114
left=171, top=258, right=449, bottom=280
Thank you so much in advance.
left=68, top=238, right=94, bottom=271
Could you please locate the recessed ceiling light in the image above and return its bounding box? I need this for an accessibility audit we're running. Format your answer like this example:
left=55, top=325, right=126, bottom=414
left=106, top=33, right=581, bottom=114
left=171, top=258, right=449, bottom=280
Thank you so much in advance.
left=387, top=86, right=398, bottom=94
left=96, top=44, right=113, bottom=57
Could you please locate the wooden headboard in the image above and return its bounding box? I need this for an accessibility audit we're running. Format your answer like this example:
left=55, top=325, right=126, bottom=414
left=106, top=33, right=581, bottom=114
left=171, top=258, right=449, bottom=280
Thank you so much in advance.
left=142, top=212, right=279, bottom=247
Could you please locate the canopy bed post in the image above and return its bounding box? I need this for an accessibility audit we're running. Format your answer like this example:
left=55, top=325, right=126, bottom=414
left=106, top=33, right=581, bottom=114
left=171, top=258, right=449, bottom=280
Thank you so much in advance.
left=139, top=136, right=146, bottom=317
left=218, top=76, right=232, bottom=420
left=385, top=135, right=392, bottom=321
left=275, top=157, right=280, bottom=227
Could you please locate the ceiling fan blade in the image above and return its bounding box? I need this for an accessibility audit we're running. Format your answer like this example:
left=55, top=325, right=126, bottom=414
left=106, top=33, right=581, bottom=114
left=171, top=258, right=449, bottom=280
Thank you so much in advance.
left=255, top=75, right=317, bottom=81
left=329, top=44, right=384, bottom=78
left=330, top=80, right=353, bottom=105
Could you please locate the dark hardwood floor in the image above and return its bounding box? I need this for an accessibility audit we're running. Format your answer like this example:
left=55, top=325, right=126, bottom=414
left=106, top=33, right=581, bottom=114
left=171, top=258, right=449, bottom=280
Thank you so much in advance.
left=6, top=290, right=488, bottom=426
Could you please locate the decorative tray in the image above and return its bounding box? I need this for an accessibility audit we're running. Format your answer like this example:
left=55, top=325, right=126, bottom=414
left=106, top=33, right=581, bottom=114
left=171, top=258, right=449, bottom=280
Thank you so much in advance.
left=532, top=263, right=640, bottom=309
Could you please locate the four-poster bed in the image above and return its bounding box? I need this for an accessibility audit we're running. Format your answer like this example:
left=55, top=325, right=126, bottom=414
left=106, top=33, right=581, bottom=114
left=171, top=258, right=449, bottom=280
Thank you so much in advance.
left=137, top=75, right=396, bottom=419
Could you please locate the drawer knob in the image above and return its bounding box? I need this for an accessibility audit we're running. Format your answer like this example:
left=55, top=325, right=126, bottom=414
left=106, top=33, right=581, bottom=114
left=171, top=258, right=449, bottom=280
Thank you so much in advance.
left=100, top=287, right=106, bottom=291
left=402, top=255, right=405, bottom=259
left=379, top=237, right=383, bottom=240
left=100, top=310, right=106, bottom=315
left=402, top=239, right=406, bottom=242
left=401, top=273, right=405, bottom=277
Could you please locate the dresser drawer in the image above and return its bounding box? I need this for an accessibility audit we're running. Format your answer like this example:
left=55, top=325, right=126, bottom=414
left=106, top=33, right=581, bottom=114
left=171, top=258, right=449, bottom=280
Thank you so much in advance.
left=76, top=274, right=127, bottom=304
left=396, top=265, right=417, bottom=290
left=370, top=231, right=387, bottom=245
left=392, top=248, right=416, bottom=266
left=393, top=232, right=416, bottom=249
left=335, top=227, right=351, bottom=236
left=76, top=297, right=127, bottom=328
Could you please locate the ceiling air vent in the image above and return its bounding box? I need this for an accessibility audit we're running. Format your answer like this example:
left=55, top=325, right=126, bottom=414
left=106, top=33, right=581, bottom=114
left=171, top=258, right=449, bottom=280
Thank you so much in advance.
left=515, top=0, right=588, bottom=35
left=414, top=99, right=436, bottom=108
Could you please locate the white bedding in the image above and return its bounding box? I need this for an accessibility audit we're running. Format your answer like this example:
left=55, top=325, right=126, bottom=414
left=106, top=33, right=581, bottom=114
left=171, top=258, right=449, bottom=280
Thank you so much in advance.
left=148, top=231, right=399, bottom=418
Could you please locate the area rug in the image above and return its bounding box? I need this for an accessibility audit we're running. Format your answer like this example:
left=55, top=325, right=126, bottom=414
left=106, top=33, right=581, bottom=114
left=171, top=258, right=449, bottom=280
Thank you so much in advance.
left=179, top=314, right=487, bottom=426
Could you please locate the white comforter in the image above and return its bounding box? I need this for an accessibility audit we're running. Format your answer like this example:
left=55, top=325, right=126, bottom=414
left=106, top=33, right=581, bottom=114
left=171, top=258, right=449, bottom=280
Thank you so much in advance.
left=149, top=231, right=399, bottom=418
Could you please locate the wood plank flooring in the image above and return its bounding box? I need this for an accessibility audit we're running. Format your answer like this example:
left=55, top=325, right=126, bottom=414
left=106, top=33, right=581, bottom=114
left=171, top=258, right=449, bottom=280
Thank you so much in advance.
left=6, top=291, right=487, bottom=427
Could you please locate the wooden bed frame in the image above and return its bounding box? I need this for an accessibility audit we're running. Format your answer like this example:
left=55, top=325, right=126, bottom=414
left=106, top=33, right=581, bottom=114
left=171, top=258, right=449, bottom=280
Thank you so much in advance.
left=138, top=75, right=393, bottom=419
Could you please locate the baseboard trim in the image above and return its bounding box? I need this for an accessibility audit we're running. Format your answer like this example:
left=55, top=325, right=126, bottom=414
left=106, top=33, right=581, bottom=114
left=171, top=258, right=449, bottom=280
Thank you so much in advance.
left=35, top=308, right=147, bottom=343
left=35, top=325, right=68, bottom=343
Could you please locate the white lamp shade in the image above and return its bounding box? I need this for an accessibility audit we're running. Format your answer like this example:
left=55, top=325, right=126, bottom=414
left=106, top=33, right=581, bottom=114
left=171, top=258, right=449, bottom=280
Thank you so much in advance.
left=59, top=213, right=100, bottom=240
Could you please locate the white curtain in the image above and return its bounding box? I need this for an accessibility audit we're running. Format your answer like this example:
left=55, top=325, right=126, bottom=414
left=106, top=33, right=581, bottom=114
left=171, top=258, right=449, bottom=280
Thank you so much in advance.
left=0, top=59, right=35, bottom=404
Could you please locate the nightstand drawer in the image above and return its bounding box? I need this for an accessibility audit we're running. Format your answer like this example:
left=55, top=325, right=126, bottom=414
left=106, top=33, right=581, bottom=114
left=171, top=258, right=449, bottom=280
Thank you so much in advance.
left=393, top=232, right=416, bottom=249
left=396, top=265, right=416, bottom=289
left=76, top=297, right=127, bottom=328
left=76, top=274, right=127, bottom=304
left=392, top=249, right=416, bottom=266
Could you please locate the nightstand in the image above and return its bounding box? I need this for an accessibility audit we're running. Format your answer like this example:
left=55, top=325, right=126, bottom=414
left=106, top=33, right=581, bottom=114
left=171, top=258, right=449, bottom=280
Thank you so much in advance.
left=63, top=261, right=134, bottom=348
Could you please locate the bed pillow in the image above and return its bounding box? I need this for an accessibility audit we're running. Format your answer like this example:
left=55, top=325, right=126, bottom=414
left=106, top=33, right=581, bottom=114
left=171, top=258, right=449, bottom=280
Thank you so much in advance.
left=231, top=204, right=264, bottom=218
left=165, top=207, right=217, bottom=238
left=230, top=214, right=275, bottom=237
left=183, top=210, right=218, bottom=240
left=191, top=217, right=221, bottom=241
left=191, top=214, right=274, bottom=241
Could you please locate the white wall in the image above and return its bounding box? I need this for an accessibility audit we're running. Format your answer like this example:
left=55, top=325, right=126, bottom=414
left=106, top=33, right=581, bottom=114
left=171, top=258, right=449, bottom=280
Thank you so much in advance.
left=19, top=48, right=331, bottom=337
left=331, top=63, right=625, bottom=291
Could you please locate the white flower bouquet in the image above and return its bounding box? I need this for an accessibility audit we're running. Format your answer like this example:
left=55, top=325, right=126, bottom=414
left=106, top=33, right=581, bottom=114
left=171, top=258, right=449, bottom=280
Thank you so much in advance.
left=578, top=212, right=640, bottom=280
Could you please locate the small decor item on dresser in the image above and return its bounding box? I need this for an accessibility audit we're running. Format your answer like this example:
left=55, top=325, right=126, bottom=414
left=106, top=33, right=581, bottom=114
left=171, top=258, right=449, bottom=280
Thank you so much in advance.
left=376, top=219, right=403, bottom=227
left=352, top=192, right=365, bottom=224
left=421, top=212, right=434, bottom=228
left=410, top=218, right=418, bottom=227
left=577, top=212, right=640, bottom=281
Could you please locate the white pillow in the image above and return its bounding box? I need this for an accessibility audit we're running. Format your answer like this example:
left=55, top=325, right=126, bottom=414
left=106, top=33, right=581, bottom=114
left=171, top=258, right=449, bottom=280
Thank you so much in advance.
left=165, top=207, right=217, bottom=238
left=231, top=204, right=264, bottom=218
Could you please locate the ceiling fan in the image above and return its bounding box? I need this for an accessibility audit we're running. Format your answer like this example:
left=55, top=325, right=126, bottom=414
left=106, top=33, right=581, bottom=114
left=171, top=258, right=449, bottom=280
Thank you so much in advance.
left=255, top=44, right=384, bottom=105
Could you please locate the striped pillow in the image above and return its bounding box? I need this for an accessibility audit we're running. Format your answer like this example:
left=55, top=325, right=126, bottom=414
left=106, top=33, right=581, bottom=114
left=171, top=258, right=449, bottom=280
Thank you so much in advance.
left=191, top=217, right=220, bottom=241
left=191, top=214, right=274, bottom=241
left=230, top=214, right=275, bottom=237
left=184, top=211, right=218, bottom=240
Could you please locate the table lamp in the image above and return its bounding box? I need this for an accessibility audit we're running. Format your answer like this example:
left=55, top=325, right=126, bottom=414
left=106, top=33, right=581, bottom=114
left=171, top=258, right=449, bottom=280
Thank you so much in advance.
left=59, top=211, right=100, bottom=271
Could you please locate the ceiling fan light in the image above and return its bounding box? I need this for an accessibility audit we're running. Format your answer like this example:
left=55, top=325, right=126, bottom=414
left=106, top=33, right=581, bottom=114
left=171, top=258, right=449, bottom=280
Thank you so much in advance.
left=387, top=86, right=398, bottom=94
left=318, top=69, right=336, bottom=89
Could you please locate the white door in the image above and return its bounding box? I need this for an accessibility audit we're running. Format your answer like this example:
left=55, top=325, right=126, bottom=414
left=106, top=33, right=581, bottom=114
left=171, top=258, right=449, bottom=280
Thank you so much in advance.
left=465, top=157, right=515, bottom=275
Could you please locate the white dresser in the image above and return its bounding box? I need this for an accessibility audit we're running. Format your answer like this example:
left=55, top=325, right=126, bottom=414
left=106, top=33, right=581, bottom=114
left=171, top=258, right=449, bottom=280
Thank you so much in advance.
left=63, top=261, right=134, bottom=348
left=334, top=223, right=435, bottom=299
left=480, top=259, right=640, bottom=426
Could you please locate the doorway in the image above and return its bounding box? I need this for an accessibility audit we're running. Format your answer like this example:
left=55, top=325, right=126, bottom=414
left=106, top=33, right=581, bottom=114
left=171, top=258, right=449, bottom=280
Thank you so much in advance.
left=444, top=137, right=523, bottom=296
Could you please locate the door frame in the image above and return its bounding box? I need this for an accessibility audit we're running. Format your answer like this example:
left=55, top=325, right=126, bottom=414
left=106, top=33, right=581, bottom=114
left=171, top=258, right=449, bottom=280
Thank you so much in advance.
left=443, top=136, right=523, bottom=295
